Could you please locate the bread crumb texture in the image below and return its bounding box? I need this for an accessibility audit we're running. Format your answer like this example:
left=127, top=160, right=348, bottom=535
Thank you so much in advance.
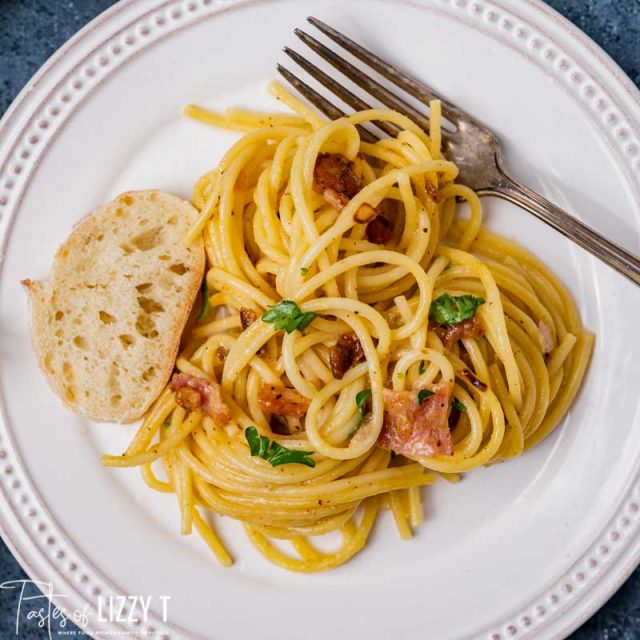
left=22, top=190, right=205, bottom=423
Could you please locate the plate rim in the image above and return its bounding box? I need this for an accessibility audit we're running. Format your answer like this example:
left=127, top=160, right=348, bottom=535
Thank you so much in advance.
left=0, top=1, right=639, bottom=638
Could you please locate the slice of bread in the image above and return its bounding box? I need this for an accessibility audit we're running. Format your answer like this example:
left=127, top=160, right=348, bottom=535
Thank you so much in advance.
left=23, top=190, right=205, bottom=423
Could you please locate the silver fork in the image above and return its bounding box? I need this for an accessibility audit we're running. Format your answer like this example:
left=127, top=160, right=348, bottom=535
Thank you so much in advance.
left=278, top=17, right=640, bottom=287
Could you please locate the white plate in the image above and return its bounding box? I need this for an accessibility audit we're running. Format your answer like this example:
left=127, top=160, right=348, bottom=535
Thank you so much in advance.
left=1, top=1, right=640, bottom=638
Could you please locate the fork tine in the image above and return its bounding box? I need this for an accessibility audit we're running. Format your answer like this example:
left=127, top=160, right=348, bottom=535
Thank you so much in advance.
left=277, top=64, right=344, bottom=120
left=276, top=64, right=379, bottom=143
left=294, top=28, right=436, bottom=135
left=307, top=16, right=466, bottom=125
left=283, top=47, right=401, bottom=139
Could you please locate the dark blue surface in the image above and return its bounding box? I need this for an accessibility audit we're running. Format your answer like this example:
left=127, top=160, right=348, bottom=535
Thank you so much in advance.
left=1, top=0, right=639, bottom=638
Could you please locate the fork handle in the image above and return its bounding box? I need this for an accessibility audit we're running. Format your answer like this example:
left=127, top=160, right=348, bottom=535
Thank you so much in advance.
left=483, top=170, right=640, bottom=287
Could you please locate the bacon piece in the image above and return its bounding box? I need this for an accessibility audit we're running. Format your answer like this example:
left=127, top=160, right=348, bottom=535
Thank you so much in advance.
left=171, top=373, right=231, bottom=426
left=432, top=315, right=484, bottom=349
left=329, top=333, right=365, bottom=380
left=340, top=332, right=365, bottom=362
left=258, top=385, right=310, bottom=419
left=270, top=415, right=292, bottom=436
left=538, top=320, right=554, bottom=354
left=313, top=153, right=362, bottom=199
left=323, top=187, right=350, bottom=211
left=378, top=382, right=453, bottom=457
left=353, top=203, right=378, bottom=223
left=329, top=344, right=351, bottom=382
left=366, top=215, right=393, bottom=245
left=313, top=154, right=373, bottom=217
left=174, top=386, right=201, bottom=412
left=239, top=307, right=257, bottom=331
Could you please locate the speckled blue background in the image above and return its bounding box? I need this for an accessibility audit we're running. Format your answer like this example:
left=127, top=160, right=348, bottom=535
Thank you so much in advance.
left=1, top=0, right=639, bottom=638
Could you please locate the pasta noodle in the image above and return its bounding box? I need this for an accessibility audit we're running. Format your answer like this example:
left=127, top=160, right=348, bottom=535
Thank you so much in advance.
left=102, top=83, right=594, bottom=572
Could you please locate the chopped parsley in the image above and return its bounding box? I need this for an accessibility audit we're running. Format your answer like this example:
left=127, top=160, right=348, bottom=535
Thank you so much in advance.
left=452, top=398, right=467, bottom=413
left=245, top=426, right=316, bottom=468
left=197, top=281, right=210, bottom=321
left=355, top=389, right=372, bottom=419
left=300, top=267, right=309, bottom=275
left=429, top=293, right=485, bottom=327
left=261, top=300, right=316, bottom=333
left=417, top=389, right=434, bottom=405
left=162, top=420, right=171, bottom=429
left=418, top=360, right=426, bottom=375
left=352, top=389, right=373, bottom=431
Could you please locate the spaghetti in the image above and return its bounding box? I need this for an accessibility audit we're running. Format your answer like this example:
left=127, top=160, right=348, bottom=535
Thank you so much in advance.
left=102, top=82, right=594, bottom=572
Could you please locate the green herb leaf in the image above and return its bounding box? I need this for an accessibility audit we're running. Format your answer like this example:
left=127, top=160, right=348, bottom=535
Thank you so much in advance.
left=453, top=295, right=485, bottom=320
left=262, top=300, right=298, bottom=324
left=355, top=389, right=372, bottom=418
left=296, top=312, right=316, bottom=332
left=418, top=360, right=426, bottom=375
left=245, top=425, right=268, bottom=457
left=353, top=389, right=373, bottom=431
left=429, top=293, right=484, bottom=328
left=300, top=267, right=309, bottom=275
left=261, top=300, right=317, bottom=333
left=417, top=389, right=434, bottom=405
left=245, top=426, right=316, bottom=467
left=452, top=398, right=466, bottom=413
left=197, top=281, right=210, bottom=321
left=162, top=420, right=171, bottom=429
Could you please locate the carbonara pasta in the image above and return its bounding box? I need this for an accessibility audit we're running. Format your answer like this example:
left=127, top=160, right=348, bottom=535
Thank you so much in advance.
left=102, top=82, right=594, bottom=572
